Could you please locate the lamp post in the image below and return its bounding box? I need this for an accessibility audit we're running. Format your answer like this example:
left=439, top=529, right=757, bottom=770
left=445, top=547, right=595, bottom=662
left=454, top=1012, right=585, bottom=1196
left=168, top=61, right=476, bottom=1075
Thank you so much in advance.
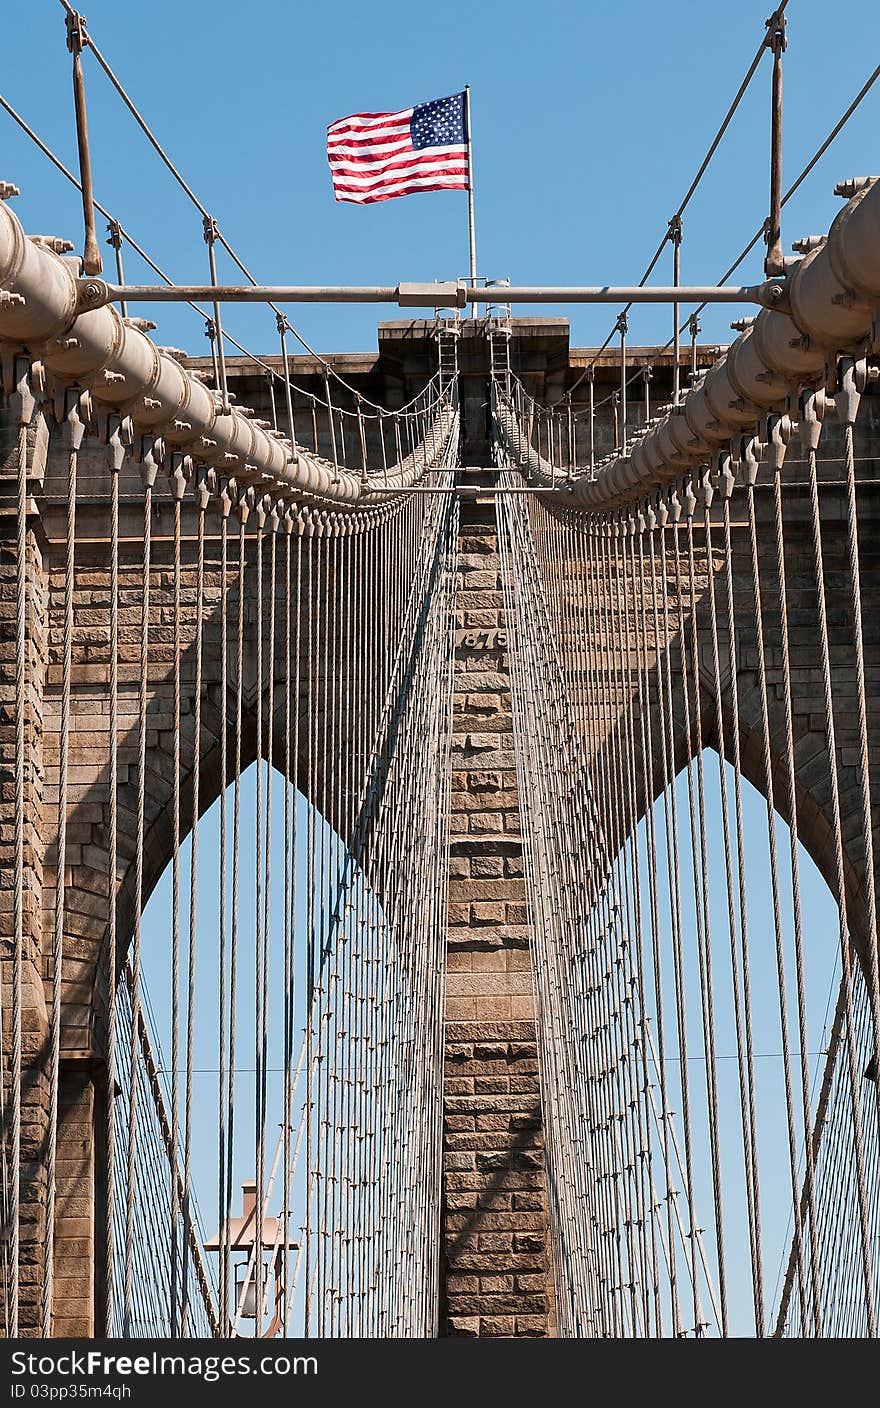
left=206, top=1180, right=298, bottom=1338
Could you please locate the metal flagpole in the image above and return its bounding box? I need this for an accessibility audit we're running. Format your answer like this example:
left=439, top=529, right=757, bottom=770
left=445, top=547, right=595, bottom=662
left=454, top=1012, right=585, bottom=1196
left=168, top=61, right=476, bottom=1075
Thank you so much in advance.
left=464, top=85, right=477, bottom=319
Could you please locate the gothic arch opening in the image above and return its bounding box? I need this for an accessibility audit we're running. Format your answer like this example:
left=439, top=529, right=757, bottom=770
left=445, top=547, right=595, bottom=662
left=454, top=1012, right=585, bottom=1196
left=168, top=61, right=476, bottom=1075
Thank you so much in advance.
left=630, top=749, right=857, bottom=1337
left=119, top=760, right=429, bottom=1337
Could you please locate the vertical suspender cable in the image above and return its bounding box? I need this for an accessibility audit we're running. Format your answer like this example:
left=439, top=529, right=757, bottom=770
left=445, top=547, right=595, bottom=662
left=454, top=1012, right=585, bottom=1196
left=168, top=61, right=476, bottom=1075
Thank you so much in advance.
left=742, top=454, right=808, bottom=1329
left=281, top=513, right=296, bottom=1331
left=182, top=470, right=208, bottom=1335
left=779, top=411, right=877, bottom=1333
left=671, top=216, right=682, bottom=406
left=260, top=509, right=278, bottom=1331
left=770, top=445, right=822, bottom=1332
left=123, top=445, right=157, bottom=1336
left=218, top=487, right=230, bottom=1332
left=8, top=373, right=33, bottom=1338
left=720, top=476, right=765, bottom=1328
left=43, top=397, right=84, bottom=1333
left=225, top=497, right=249, bottom=1324
left=837, top=366, right=880, bottom=1145
left=681, top=486, right=728, bottom=1333
left=701, top=476, right=763, bottom=1326
left=253, top=499, right=265, bottom=1337
left=104, top=422, right=124, bottom=1335
left=169, top=457, right=185, bottom=1336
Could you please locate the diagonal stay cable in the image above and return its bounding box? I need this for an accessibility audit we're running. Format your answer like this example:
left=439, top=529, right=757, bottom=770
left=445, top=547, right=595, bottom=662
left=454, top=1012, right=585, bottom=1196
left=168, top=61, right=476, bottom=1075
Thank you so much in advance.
left=0, top=91, right=440, bottom=425
left=54, top=0, right=405, bottom=414
left=526, top=49, right=880, bottom=434
left=566, top=2, right=788, bottom=398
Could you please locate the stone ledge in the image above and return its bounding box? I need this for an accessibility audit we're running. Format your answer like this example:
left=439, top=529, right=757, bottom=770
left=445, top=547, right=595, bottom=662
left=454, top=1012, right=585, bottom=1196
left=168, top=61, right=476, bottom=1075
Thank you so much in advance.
left=445, top=972, right=534, bottom=998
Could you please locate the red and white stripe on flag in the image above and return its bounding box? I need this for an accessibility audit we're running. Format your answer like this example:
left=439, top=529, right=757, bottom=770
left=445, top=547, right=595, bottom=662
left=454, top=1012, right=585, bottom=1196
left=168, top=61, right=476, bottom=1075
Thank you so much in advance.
left=327, top=93, right=469, bottom=205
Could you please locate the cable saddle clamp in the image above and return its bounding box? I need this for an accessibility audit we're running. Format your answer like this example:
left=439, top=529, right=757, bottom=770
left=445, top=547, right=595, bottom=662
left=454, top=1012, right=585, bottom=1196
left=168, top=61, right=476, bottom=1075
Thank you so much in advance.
left=396, top=281, right=468, bottom=309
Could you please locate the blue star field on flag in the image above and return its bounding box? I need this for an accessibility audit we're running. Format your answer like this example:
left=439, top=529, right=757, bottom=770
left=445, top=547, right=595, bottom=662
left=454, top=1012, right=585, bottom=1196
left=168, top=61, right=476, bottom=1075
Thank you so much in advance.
left=410, top=93, right=466, bottom=150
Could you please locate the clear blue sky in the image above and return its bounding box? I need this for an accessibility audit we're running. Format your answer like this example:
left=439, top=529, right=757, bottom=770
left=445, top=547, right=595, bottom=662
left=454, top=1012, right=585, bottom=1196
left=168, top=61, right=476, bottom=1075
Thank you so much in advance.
left=3, top=0, right=879, bottom=359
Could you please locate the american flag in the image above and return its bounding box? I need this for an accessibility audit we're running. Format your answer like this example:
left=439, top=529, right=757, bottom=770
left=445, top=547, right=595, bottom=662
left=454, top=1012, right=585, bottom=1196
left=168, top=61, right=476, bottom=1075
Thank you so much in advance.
left=327, top=92, right=469, bottom=205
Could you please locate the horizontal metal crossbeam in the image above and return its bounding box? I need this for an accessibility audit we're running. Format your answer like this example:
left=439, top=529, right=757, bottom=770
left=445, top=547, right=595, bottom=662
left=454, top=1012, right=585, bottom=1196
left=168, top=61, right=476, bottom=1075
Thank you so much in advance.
left=373, top=484, right=562, bottom=495
left=76, top=278, right=787, bottom=311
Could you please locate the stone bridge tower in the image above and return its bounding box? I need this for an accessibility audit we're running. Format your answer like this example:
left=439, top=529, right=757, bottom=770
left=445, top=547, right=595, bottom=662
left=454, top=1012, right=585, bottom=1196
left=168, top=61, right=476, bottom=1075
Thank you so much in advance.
left=4, top=317, right=878, bottom=1338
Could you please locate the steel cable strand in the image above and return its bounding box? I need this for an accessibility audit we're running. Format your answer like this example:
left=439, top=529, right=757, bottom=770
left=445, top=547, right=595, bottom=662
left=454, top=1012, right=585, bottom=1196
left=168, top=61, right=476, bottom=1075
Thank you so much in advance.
left=625, top=538, right=673, bottom=1336
left=669, top=498, right=728, bottom=1333
left=495, top=492, right=564, bottom=1321
left=633, top=519, right=682, bottom=1334
left=598, top=520, right=652, bottom=1330
left=606, top=515, right=665, bottom=1335
left=583, top=522, right=631, bottom=1329
left=719, top=487, right=766, bottom=1329
left=222, top=501, right=248, bottom=1330
left=743, top=467, right=810, bottom=1331
left=588, top=518, right=637, bottom=1327
left=349, top=522, right=368, bottom=1336
left=252, top=502, right=268, bottom=1336
left=699, top=486, right=763, bottom=1323
left=773, top=437, right=876, bottom=1336
left=554, top=512, right=625, bottom=1323
left=681, top=494, right=729, bottom=1333
left=261, top=516, right=278, bottom=1334
left=168, top=465, right=184, bottom=1336
left=627, top=510, right=709, bottom=1332
left=574, top=520, right=622, bottom=1329
left=281, top=519, right=299, bottom=1335
left=524, top=500, right=597, bottom=1325
left=838, top=402, right=880, bottom=1164
left=530, top=505, right=606, bottom=1329
left=770, top=458, right=823, bottom=1333
left=103, top=429, right=123, bottom=1336
left=497, top=489, right=588, bottom=1331
left=6, top=405, right=30, bottom=1337
left=617, top=520, right=667, bottom=1333
left=563, top=1, right=789, bottom=402
left=611, top=523, right=660, bottom=1338
left=497, top=493, right=562, bottom=1321
left=574, top=516, right=630, bottom=1334
left=125, top=1024, right=179, bottom=1333
left=328, top=521, right=348, bottom=1335
left=304, top=517, right=317, bottom=1338
left=578, top=519, right=624, bottom=1332
left=421, top=495, right=456, bottom=1336
left=555, top=509, right=623, bottom=1327
left=596, top=520, right=644, bottom=1329
left=408, top=496, right=455, bottom=1331
left=594, top=515, right=656, bottom=1329
left=651, top=513, right=705, bottom=1333
left=55, top=8, right=447, bottom=420
left=268, top=495, right=450, bottom=1329
left=120, top=963, right=219, bottom=1333
left=217, top=492, right=229, bottom=1333
left=550, top=512, right=616, bottom=1330
left=122, top=451, right=156, bottom=1337
left=112, top=996, right=157, bottom=1333
left=374, top=502, right=439, bottom=1333
left=242, top=928, right=352, bottom=1337
left=181, top=475, right=207, bottom=1336
left=390, top=503, right=453, bottom=1331
left=316, top=519, right=334, bottom=1336
left=790, top=982, right=864, bottom=1334
left=43, top=410, right=80, bottom=1333
left=617, top=513, right=666, bottom=1335
left=300, top=499, right=463, bottom=993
